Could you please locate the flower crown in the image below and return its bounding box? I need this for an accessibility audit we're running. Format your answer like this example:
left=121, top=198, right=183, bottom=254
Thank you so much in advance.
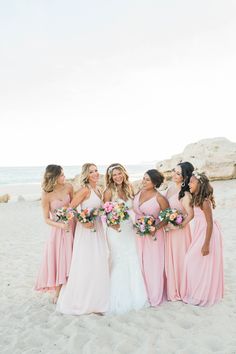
left=192, top=170, right=203, bottom=182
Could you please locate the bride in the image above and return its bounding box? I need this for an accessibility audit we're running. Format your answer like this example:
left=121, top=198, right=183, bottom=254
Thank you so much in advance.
left=104, top=163, right=148, bottom=314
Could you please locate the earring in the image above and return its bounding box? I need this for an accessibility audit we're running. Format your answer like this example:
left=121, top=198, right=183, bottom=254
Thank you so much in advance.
left=181, top=181, right=185, bottom=187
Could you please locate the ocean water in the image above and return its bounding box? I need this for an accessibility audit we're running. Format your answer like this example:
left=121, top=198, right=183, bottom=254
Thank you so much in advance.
left=0, top=164, right=155, bottom=185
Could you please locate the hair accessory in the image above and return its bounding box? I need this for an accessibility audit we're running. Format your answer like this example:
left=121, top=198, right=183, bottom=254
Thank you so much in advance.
left=192, top=170, right=202, bottom=181
left=108, top=164, right=122, bottom=174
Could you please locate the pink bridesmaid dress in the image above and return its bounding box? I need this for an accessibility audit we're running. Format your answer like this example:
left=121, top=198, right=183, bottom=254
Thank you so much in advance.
left=56, top=189, right=110, bottom=315
left=35, top=195, right=74, bottom=291
left=164, top=191, right=191, bottom=301
left=181, top=206, right=224, bottom=306
left=133, top=192, right=165, bottom=306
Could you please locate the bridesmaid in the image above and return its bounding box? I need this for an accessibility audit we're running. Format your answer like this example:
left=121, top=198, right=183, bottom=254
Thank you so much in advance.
left=133, top=169, right=169, bottom=306
left=35, top=165, right=74, bottom=304
left=56, top=163, right=110, bottom=315
left=181, top=171, right=224, bottom=306
left=164, top=162, right=194, bottom=301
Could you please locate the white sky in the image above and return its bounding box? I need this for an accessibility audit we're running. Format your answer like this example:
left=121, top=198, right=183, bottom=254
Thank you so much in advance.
left=1, top=0, right=236, bottom=166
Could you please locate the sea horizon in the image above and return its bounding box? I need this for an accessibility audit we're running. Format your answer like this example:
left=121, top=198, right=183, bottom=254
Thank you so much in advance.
left=0, top=163, right=156, bottom=185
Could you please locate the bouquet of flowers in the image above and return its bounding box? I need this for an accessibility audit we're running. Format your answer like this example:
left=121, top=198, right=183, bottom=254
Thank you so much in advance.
left=100, top=201, right=129, bottom=231
left=76, top=208, right=99, bottom=232
left=54, top=207, right=77, bottom=231
left=159, top=208, right=184, bottom=226
left=134, top=215, right=157, bottom=240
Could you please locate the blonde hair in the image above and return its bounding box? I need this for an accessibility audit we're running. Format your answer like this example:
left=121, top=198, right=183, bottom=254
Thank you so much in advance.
left=191, top=172, right=216, bottom=209
left=42, top=165, right=62, bottom=193
left=80, top=163, right=97, bottom=187
left=105, top=163, right=134, bottom=200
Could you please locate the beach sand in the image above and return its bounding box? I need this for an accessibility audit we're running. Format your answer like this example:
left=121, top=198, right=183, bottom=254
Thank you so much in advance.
left=0, top=180, right=236, bottom=354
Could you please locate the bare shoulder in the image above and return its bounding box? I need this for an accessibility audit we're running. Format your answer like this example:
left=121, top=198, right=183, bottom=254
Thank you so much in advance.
left=65, top=183, right=73, bottom=192
left=156, top=192, right=169, bottom=208
left=41, top=191, right=49, bottom=201
left=165, top=183, right=175, bottom=198
left=202, top=198, right=212, bottom=210
left=182, top=191, right=192, bottom=202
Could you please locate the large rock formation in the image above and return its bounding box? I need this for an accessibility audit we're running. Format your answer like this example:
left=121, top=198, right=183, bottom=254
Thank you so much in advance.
left=156, top=137, right=236, bottom=181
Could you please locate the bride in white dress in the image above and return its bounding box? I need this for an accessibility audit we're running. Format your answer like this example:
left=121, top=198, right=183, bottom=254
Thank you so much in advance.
left=104, top=163, right=148, bottom=314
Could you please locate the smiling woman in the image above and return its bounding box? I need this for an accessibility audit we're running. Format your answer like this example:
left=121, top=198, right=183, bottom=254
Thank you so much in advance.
left=56, top=163, right=110, bottom=315
left=103, top=163, right=148, bottom=314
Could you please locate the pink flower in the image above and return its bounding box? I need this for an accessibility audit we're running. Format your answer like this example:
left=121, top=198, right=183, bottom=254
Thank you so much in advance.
left=176, top=215, right=183, bottom=224
left=103, top=202, right=113, bottom=213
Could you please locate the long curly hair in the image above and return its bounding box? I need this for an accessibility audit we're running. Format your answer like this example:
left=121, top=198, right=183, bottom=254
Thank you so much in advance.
left=80, top=163, right=97, bottom=187
left=105, top=163, right=134, bottom=200
left=191, top=172, right=216, bottom=209
left=177, top=162, right=194, bottom=200
left=42, top=164, right=62, bottom=193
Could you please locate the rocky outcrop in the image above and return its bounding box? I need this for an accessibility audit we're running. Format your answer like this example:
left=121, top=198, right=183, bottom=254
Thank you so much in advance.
left=0, top=194, right=10, bottom=203
left=156, top=137, right=236, bottom=181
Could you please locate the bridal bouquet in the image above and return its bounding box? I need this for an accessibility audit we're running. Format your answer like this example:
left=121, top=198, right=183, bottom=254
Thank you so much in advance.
left=76, top=208, right=99, bottom=232
left=159, top=208, right=184, bottom=226
left=54, top=207, right=77, bottom=231
left=134, top=215, right=157, bottom=240
left=100, top=201, right=129, bottom=231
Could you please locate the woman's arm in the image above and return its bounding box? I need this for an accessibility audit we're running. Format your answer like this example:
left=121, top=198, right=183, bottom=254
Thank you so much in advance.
left=180, top=192, right=194, bottom=228
left=70, top=187, right=89, bottom=209
left=156, top=194, right=170, bottom=230
left=201, top=200, right=213, bottom=256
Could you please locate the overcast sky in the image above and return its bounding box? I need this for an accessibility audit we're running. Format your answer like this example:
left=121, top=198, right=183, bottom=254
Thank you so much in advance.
left=1, top=0, right=236, bottom=166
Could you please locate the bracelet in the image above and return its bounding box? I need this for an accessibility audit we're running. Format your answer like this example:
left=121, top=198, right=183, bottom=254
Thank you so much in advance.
left=179, top=224, right=183, bottom=229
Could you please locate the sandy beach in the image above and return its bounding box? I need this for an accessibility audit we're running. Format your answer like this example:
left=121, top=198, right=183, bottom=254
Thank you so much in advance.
left=0, top=179, right=236, bottom=354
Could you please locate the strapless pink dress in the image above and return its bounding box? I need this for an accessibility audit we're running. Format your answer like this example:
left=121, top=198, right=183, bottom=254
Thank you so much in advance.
left=35, top=194, right=74, bottom=291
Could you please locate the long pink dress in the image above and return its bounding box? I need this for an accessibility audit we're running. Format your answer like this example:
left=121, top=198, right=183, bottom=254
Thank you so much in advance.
left=56, top=189, right=110, bottom=315
left=133, top=192, right=165, bottom=306
left=35, top=195, right=74, bottom=291
left=181, top=206, right=224, bottom=306
left=164, top=191, right=192, bottom=301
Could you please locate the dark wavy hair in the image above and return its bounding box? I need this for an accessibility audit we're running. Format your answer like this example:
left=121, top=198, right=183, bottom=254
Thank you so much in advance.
left=146, top=169, right=164, bottom=188
left=177, top=162, right=194, bottom=200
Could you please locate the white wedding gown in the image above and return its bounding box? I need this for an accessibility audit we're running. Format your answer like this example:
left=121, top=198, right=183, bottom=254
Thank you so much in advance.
left=106, top=198, right=148, bottom=314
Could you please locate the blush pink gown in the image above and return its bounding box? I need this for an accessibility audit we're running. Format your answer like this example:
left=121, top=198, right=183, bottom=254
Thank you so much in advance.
left=181, top=206, right=224, bottom=306
left=133, top=192, right=165, bottom=306
left=164, top=191, right=192, bottom=301
left=56, top=189, right=110, bottom=315
left=35, top=194, right=74, bottom=291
